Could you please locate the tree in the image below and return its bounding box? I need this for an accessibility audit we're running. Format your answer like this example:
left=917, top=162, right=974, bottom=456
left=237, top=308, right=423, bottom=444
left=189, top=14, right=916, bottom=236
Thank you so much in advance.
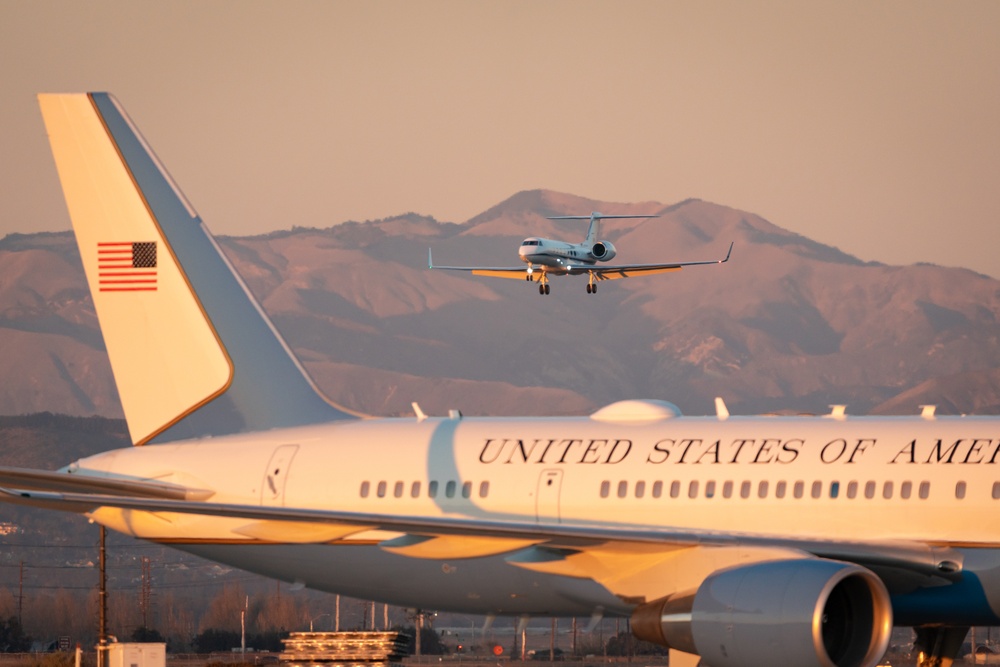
left=131, top=626, right=165, bottom=643
left=0, top=616, right=31, bottom=653
left=194, top=629, right=240, bottom=653
left=199, top=585, right=247, bottom=633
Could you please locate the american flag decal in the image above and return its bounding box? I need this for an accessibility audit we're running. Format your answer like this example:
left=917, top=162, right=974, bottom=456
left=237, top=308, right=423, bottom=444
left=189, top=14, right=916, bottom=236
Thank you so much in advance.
left=98, top=241, right=158, bottom=292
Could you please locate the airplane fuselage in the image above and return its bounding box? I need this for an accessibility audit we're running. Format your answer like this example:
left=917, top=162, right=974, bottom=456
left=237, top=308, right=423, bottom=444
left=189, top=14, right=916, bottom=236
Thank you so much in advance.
left=70, top=407, right=1000, bottom=625
left=518, top=237, right=600, bottom=274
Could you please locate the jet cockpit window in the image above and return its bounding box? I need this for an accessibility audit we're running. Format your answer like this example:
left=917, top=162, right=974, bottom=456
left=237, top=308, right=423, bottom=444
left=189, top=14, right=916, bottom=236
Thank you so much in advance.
left=521, top=240, right=541, bottom=246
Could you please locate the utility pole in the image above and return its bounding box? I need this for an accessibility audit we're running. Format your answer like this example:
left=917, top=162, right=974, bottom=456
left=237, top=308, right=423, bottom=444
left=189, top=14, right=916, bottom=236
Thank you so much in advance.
left=415, top=611, right=422, bottom=656
left=550, top=618, right=556, bottom=662
left=18, top=561, right=23, bottom=624
left=98, top=526, right=107, bottom=667
left=241, top=595, right=248, bottom=659
left=140, top=557, right=151, bottom=629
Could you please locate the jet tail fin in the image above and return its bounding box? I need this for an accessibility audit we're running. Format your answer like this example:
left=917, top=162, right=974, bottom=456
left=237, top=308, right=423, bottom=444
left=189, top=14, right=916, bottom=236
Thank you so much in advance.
left=39, top=93, right=356, bottom=445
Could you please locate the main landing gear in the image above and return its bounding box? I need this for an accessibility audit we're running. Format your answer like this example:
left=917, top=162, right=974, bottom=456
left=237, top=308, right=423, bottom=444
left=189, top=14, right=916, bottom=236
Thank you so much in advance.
left=586, top=273, right=598, bottom=294
left=538, top=282, right=550, bottom=295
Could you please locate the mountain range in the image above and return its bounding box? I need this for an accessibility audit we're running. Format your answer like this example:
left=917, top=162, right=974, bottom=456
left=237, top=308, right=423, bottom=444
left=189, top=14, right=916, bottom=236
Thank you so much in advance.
left=1, top=189, right=998, bottom=420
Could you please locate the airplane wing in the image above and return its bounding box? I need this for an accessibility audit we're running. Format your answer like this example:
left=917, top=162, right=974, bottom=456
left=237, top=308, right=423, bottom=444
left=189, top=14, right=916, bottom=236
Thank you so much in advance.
left=582, top=242, right=734, bottom=280
left=0, top=476, right=961, bottom=589
left=427, top=249, right=535, bottom=280
left=427, top=244, right=733, bottom=281
left=0, top=466, right=214, bottom=500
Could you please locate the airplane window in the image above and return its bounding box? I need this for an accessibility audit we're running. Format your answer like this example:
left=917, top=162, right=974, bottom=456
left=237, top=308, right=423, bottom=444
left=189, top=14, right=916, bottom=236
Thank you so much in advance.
left=688, top=481, right=699, bottom=499
left=394, top=482, right=404, bottom=498
left=993, top=482, right=1000, bottom=500
left=722, top=481, right=734, bottom=498
left=479, top=481, right=489, bottom=498
left=864, top=481, right=876, bottom=499
left=600, top=481, right=610, bottom=498
left=811, top=481, right=822, bottom=499
left=670, top=481, right=681, bottom=498
left=847, top=481, right=858, bottom=499
left=652, top=481, right=663, bottom=498
left=740, top=481, right=751, bottom=499
left=617, top=481, right=628, bottom=498
left=360, top=481, right=370, bottom=498
left=428, top=481, right=438, bottom=498
left=377, top=481, right=387, bottom=498
left=829, top=481, right=839, bottom=499
left=793, top=481, right=804, bottom=499
left=775, top=481, right=786, bottom=499
left=462, top=481, right=472, bottom=498
left=758, top=481, right=769, bottom=498
left=883, top=481, right=893, bottom=499
left=919, top=481, right=930, bottom=499
left=955, top=481, right=967, bottom=499
left=705, top=481, right=716, bottom=499
left=635, top=481, right=646, bottom=498
left=411, top=481, right=421, bottom=498
left=901, top=481, right=912, bottom=499
left=446, top=481, right=457, bottom=498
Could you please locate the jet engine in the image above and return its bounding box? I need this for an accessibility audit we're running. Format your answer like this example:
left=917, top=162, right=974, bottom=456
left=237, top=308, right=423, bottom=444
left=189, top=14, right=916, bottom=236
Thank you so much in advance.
left=590, top=241, right=617, bottom=261
left=631, top=559, right=892, bottom=667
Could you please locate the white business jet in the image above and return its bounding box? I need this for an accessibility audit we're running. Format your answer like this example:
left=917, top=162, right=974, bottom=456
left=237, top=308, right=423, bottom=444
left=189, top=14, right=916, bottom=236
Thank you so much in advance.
left=7, top=93, right=1000, bottom=667
left=429, top=212, right=732, bottom=295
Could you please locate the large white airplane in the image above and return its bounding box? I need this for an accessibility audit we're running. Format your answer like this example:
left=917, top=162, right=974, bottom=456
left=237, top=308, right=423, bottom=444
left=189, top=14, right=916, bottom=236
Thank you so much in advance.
left=429, top=212, right=733, bottom=295
left=6, top=92, right=998, bottom=667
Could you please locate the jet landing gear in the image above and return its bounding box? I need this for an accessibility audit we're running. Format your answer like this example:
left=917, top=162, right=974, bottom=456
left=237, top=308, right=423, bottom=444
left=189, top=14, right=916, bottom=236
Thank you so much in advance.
left=538, top=282, right=550, bottom=295
left=586, top=273, right=598, bottom=294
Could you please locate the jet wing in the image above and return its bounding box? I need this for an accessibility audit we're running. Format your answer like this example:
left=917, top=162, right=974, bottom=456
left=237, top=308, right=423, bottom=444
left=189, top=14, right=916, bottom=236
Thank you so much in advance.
left=584, top=242, right=733, bottom=280
left=0, top=482, right=962, bottom=589
left=427, top=249, right=534, bottom=279
left=0, top=466, right=214, bottom=501
left=463, top=268, right=537, bottom=280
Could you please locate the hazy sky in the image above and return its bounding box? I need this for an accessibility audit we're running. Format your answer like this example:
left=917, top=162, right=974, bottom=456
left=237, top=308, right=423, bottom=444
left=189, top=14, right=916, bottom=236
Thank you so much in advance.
left=2, top=1, right=998, bottom=277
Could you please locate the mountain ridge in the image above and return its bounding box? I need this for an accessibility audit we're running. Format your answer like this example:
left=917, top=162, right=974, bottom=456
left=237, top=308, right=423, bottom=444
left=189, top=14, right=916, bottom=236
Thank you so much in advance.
left=1, top=190, right=998, bottom=419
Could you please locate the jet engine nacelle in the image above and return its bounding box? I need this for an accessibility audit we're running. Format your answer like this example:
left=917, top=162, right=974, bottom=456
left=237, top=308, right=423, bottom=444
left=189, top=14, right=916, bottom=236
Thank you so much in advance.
left=631, top=559, right=892, bottom=667
left=590, top=240, right=617, bottom=261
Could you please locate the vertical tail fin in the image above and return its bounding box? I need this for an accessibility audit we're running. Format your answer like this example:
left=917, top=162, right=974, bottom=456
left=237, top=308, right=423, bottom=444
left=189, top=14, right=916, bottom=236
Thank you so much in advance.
left=39, top=93, right=355, bottom=445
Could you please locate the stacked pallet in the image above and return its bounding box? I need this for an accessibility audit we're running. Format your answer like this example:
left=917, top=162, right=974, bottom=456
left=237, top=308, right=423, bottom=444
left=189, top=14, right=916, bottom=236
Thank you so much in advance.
left=279, top=632, right=409, bottom=667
